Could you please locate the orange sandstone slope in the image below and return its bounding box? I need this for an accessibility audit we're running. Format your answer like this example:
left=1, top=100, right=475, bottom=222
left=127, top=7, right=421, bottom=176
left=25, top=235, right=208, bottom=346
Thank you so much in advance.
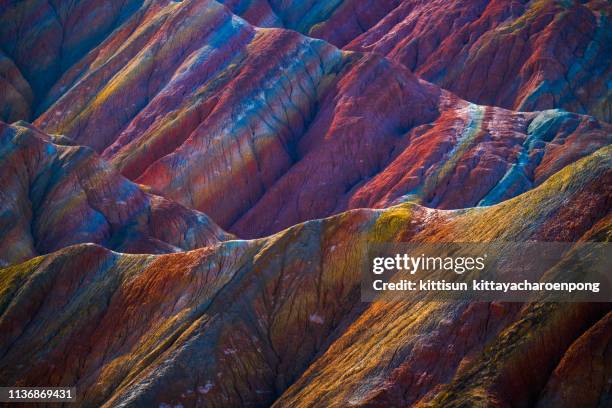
left=0, top=121, right=230, bottom=267
left=1, top=146, right=610, bottom=407
left=273, top=146, right=612, bottom=408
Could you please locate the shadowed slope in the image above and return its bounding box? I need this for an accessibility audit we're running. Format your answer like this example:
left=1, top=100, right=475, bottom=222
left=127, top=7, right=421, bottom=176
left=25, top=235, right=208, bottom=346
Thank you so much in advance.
left=1, top=146, right=610, bottom=407
left=0, top=121, right=230, bottom=267
left=0, top=0, right=147, bottom=121
left=232, top=96, right=611, bottom=238
left=5, top=1, right=609, bottom=124
left=0, top=0, right=359, bottom=122
left=0, top=50, right=33, bottom=122
left=1, top=2, right=610, bottom=407
left=535, top=311, right=612, bottom=408
left=208, top=1, right=612, bottom=121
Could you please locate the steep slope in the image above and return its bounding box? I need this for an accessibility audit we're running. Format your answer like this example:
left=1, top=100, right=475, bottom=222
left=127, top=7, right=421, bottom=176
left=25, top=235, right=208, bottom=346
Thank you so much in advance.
left=0, top=2, right=609, bottom=407
left=29, top=0, right=611, bottom=239
left=1, top=146, right=609, bottom=407
left=5, top=1, right=608, bottom=123
left=0, top=121, right=230, bottom=267
left=232, top=98, right=611, bottom=238
left=218, top=0, right=401, bottom=45
left=307, top=0, right=612, bottom=122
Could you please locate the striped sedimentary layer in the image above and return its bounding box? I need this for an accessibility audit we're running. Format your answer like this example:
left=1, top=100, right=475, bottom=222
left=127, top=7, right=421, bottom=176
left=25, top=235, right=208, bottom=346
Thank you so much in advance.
left=2, top=1, right=609, bottom=124
left=1, top=146, right=610, bottom=407
left=275, top=148, right=612, bottom=408
left=232, top=98, right=611, bottom=238
left=0, top=2, right=610, bottom=406
left=18, top=0, right=609, bottom=239
left=282, top=0, right=612, bottom=122
left=0, top=121, right=230, bottom=267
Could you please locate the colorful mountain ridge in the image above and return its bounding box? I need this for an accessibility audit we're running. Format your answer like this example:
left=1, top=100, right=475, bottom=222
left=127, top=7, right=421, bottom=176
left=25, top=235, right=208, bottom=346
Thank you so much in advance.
left=0, top=0, right=610, bottom=407
left=1, top=146, right=610, bottom=407
left=5, top=0, right=608, bottom=238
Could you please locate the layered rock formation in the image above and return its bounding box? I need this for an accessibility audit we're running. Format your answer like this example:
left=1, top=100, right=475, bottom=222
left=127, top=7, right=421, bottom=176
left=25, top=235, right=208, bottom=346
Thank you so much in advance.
left=536, top=311, right=612, bottom=408
left=0, top=1, right=610, bottom=407
left=0, top=121, right=230, bottom=267
left=192, top=1, right=612, bottom=122
left=274, top=147, right=612, bottom=408
left=2, top=1, right=609, bottom=124
left=1, top=146, right=609, bottom=407
left=22, top=0, right=610, bottom=239
left=307, top=0, right=612, bottom=122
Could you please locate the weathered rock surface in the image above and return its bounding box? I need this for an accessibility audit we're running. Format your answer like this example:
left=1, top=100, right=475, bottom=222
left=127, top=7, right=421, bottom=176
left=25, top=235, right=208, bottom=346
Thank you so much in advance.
left=207, top=1, right=612, bottom=122
left=3, top=0, right=609, bottom=125
left=0, top=50, right=33, bottom=122
left=25, top=0, right=611, bottom=239
left=232, top=99, right=611, bottom=238
left=312, top=0, right=612, bottom=122
left=0, top=121, right=230, bottom=267
left=219, top=0, right=402, bottom=46
left=1, top=146, right=610, bottom=407
left=0, top=2, right=610, bottom=407
left=273, top=146, right=612, bottom=408
left=535, top=311, right=611, bottom=408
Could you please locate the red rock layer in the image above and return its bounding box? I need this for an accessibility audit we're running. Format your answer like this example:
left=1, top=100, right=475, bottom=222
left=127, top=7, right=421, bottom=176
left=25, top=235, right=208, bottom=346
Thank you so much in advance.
left=0, top=2, right=609, bottom=407
left=207, top=1, right=612, bottom=122
left=0, top=121, right=230, bottom=267
left=233, top=95, right=611, bottom=238
left=274, top=148, right=612, bottom=408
